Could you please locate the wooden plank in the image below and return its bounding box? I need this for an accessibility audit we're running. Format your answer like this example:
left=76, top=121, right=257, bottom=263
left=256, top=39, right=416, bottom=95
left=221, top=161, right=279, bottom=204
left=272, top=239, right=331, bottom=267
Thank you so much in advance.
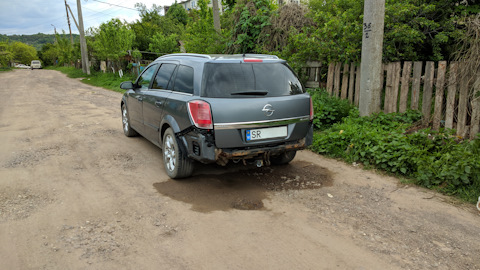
left=391, top=62, right=401, bottom=113
left=348, top=64, right=356, bottom=103
left=384, top=63, right=394, bottom=113
left=326, top=63, right=335, bottom=94
left=399, top=61, right=412, bottom=113
left=333, top=63, right=341, bottom=97
left=341, top=63, right=349, bottom=99
left=306, top=61, right=322, bottom=68
left=457, top=63, right=469, bottom=137
left=305, top=81, right=319, bottom=88
left=354, top=66, right=361, bottom=106
left=411, top=61, right=423, bottom=110
left=470, top=75, right=480, bottom=139
left=379, top=64, right=386, bottom=92
left=422, top=61, right=435, bottom=124
left=445, top=62, right=458, bottom=130
left=433, top=61, right=447, bottom=130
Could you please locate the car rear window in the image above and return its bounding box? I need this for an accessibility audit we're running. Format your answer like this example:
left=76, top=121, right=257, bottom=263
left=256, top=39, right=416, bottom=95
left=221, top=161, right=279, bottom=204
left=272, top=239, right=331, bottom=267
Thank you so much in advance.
left=202, top=63, right=304, bottom=98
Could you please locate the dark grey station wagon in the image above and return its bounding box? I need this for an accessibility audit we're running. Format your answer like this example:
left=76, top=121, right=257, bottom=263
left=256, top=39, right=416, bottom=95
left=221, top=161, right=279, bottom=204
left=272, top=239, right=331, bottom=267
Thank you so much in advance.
left=120, top=53, right=313, bottom=179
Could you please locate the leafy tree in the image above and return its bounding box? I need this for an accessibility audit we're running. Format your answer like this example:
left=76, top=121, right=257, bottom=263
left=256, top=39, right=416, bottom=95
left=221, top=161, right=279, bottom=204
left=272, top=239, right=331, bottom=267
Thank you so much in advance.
left=227, top=0, right=275, bottom=53
left=166, top=2, right=189, bottom=26
left=183, top=0, right=226, bottom=54
left=286, top=0, right=363, bottom=64
left=11, top=41, right=38, bottom=64
left=39, top=43, right=58, bottom=66
left=149, top=33, right=180, bottom=54
left=0, top=41, right=14, bottom=67
left=132, top=3, right=184, bottom=59
left=286, top=0, right=480, bottom=64
left=91, top=19, right=135, bottom=64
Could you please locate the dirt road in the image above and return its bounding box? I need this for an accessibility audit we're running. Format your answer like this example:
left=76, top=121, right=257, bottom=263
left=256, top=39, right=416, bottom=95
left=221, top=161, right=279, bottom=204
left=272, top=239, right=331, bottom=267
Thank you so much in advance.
left=0, top=69, right=479, bottom=270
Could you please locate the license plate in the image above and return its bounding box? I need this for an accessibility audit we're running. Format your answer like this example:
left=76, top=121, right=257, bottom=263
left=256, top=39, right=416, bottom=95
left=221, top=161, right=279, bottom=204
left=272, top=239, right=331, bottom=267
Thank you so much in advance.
left=246, top=126, right=287, bottom=141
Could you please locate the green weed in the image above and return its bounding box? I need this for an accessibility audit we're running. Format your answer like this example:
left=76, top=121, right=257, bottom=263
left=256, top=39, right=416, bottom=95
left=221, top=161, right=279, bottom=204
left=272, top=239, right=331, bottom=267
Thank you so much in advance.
left=310, top=93, right=480, bottom=203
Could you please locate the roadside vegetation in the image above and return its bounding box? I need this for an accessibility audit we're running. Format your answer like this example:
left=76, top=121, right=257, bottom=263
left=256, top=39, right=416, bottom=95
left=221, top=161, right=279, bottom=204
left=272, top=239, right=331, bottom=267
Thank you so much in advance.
left=47, top=66, right=134, bottom=93
left=309, top=89, right=480, bottom=203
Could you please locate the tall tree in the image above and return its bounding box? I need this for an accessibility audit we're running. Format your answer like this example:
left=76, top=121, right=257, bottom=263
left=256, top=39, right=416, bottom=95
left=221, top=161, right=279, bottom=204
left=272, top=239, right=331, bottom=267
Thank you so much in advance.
left=91, top=19, right=135, bottom=65
left=11, top=41, right=38, bottom=64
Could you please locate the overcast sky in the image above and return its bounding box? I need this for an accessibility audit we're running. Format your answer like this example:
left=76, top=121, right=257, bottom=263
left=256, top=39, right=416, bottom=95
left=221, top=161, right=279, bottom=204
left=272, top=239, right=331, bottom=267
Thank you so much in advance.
left=0, top=0, right=177, bottom=36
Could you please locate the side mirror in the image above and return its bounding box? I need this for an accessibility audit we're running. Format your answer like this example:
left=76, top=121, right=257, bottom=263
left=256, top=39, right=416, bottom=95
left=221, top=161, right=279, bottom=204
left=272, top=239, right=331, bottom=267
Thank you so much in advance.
left=120, top=81, right=135, bottom=90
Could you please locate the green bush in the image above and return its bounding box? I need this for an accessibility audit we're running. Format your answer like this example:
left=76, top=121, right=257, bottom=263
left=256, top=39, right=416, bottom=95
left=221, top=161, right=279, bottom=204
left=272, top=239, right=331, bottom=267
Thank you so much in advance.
left=308, top=88, right=358, bottom=130
left=310, top=110, right=480, bottom=203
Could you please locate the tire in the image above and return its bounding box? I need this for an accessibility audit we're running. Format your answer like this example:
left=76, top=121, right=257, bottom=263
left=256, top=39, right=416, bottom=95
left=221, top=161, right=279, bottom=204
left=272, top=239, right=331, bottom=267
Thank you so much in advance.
left=163, top=128, right=194, bottom=179
left=122, top=104, right=138, bottom=137
left=271, top=151, right=296, bottom=165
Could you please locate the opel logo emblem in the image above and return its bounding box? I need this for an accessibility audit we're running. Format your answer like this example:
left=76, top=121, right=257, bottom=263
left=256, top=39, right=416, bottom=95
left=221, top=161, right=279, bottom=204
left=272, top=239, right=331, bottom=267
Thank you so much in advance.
left=262, top=104, right=274, bottom=117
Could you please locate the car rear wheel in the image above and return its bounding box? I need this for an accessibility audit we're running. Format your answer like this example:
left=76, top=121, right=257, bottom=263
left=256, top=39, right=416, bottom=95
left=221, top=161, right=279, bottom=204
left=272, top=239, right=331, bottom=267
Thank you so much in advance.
left=271, top=151, right=296, bottom=165
left=163, top=128, right=194, bottom=179
left=122, top=104, right=138, bottom=137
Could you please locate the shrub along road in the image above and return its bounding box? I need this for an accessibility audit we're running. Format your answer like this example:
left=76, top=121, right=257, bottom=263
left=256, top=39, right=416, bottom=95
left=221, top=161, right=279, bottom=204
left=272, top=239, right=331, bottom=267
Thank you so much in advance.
left=0, top=69, right=479, bottom=269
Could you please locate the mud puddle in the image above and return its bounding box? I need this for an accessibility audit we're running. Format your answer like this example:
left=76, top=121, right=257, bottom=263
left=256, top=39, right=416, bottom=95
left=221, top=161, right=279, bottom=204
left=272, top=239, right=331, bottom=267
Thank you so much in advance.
left=153, top=161, right=333, bottom=213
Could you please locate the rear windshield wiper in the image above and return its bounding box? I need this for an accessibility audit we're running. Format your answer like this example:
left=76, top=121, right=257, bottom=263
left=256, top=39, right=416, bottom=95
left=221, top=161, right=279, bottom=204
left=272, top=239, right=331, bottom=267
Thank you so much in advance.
left=231, top=90, right=268, bottom=96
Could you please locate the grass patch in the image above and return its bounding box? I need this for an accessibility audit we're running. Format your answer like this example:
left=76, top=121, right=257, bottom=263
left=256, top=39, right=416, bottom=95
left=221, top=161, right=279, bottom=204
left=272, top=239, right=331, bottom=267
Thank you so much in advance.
left=309, top=88, right=480, bottom=204
left=47, top=66, right=136, bottom=93
left=0, top=67, right=13, bottom=72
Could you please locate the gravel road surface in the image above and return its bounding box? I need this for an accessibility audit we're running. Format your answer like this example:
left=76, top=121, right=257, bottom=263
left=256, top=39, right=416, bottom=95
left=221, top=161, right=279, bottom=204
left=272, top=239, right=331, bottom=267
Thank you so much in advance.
left=1, top=69, right=479, bottom=270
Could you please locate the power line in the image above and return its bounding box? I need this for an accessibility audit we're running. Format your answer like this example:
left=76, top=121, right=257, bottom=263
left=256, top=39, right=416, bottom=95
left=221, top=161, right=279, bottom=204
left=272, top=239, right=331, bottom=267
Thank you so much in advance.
left=90, top=0, right=138, bottom=11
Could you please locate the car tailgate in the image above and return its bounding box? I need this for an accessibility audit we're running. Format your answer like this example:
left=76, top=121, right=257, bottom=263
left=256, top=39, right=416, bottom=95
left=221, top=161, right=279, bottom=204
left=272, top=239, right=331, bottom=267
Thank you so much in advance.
left=206, top=93, right=311, bottom=148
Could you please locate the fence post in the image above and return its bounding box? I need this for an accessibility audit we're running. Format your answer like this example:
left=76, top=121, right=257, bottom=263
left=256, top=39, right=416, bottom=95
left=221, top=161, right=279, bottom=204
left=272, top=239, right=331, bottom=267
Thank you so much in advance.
left=445, top=62, right=458, bottom=130
left=355, top=66, right=361, bottom=106
left=433, top=61, right=447, bottom=130
left=457, top=63, right=469, bottom=137
left=411, top=61, right=423, bottom=110
left=391, top=62, right=401, bottom=113
left=422, top=61, right=435, bottom=124
left=399, top=62, right=412, bottom=113
left=470, top=75, right=480, bottom=139
left=333, top=63, right=341, bottom=97
left=341, top=63, right=349, bottom=99
left=384, top=63, right=394, bottom=113
left=348, top=64, right=356, bottom=103
left=327, top=63, right=335, bottom=94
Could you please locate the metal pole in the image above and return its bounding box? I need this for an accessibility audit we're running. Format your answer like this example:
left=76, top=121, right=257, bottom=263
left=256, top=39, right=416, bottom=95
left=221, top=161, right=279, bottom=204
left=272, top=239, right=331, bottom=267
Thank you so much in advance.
left=76, top=0, right=90, bottom=75
left=358, top=0, right=385, bottom=116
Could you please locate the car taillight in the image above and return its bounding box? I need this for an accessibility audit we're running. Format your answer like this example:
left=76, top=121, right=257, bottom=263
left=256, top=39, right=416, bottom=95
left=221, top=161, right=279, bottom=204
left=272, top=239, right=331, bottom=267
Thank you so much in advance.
left=188, top=100, right=213, bottom=129
left=309, top=97, right=314, bottom=121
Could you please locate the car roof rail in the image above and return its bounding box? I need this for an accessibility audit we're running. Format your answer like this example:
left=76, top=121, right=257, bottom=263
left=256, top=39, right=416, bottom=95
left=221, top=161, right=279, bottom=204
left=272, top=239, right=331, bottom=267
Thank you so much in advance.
left=158, top=53, right=212, bottom=59
left=241, top=54, right=279, bottom=59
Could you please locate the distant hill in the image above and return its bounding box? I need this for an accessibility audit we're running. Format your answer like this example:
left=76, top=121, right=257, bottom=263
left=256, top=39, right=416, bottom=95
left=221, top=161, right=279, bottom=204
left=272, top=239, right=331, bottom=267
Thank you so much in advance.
left=0, top=33, right=79, bottom=50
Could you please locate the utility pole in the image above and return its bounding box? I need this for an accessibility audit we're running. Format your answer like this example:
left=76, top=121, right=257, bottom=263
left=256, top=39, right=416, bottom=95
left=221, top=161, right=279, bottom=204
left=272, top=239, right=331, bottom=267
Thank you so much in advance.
left=212, top=0, right=221, bottom=33
left=51, top=24, right=57, bottom=43
left=358, top=0, right=385, bottom=116
left=76, top=0, right=90, bottom=75
left=65, top=0, right=74, bottom=45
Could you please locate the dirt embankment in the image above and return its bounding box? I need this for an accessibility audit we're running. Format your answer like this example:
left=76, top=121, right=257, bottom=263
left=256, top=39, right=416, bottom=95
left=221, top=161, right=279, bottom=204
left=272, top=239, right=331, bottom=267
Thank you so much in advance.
left=0, top=69, right=479, bottom=270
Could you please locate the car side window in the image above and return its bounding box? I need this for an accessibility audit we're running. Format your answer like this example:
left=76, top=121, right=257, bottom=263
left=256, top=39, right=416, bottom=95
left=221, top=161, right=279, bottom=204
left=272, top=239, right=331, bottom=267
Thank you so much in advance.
left=136, top=64, right=158, bottom=90
left=152, top=64, right=177, bottom=90
left=173, top=65, right=194, bottom=94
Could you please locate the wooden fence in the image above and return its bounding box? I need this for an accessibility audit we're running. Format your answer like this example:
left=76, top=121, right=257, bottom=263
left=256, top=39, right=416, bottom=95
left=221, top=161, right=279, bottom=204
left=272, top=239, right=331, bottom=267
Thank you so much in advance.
left=304, top=61, right=480, bottom=139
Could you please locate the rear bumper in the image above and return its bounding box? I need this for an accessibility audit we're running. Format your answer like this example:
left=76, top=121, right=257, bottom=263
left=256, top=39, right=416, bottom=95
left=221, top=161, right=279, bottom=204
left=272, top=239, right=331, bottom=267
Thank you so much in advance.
left=180, top=125, right=313, bottom=165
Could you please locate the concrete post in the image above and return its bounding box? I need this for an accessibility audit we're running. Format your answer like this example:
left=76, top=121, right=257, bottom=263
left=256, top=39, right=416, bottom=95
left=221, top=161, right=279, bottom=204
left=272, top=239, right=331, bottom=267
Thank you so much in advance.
left=212, top=0, right=221, bottom=32
left=359, top=0, right=385, bottom=116
left=77, top=0, right=90, bottom=75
